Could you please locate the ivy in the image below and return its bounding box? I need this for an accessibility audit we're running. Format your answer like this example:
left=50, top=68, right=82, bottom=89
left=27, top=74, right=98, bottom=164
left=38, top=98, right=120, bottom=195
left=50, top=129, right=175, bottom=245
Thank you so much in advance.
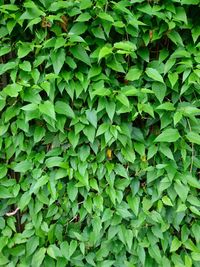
left=0, top=0, right=200, bottom=266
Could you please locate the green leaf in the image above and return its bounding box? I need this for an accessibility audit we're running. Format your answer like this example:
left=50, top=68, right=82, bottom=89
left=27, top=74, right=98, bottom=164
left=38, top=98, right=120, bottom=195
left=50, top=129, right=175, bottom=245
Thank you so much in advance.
left=154, top=129, right=180, bottom=143
left=86, top=110, right=97, bottom=128
left=47, top=244, right=62, bottom=259
left=145, top=68, right=164, bottom=83
left=114, top=41, right=136, bottom=52
left=116, top=93, right=130, bottom=107
left=186, top=174, right=200, bottom=189
left=70, top=44, right=91, bottom=66
left=34, top=126, right=45, bottom=143
left=168, top=72, right=178, bottom=88
left=106, top=101, right=116, bottom=121
left=80, top=0, right=92, bottom=9
left=162, top=196, right=173, bottom=206
left=98, top=46, right=113, bottom=61
left=13, top=161, right=32, bottom=173
left=3, top=84, right=23, bottom=97
left=186, top=132, right=200, bottom=145
left=30, top=175, right=48, bottom=193
left=69, top=240, right=77, bottom=258
left=18, top=191, right=31, bottom=210
left=69, top=23, right=87, bottom=36
left=125, top=67, right=142, bottom=81
left=156, top=102, right=175, bottom=111
left=98, top=12, right=114, bottom=22
left=51, top=48, right=65, bottom=74
left=170, top=237, right=182, bottom=252
left=18, top=43, right=33, bottom=58
left=152, top=82, right=166, bottom=103
left=45, top=157, right=63, bottom=168
left=39, top=101, right=56, bottom=120
left=107, top=58, right=124, bottom=72
left=159, top=144, right=174, bottom=160
left=68, top=131, right=79, bottom=148
left=31, top=248, right=46, bottom=267
left=19, top=61, right=31, bottom=72
left=174, top=180, right=189, bottom=202
left=55, top=101, right=75, bottom=118
left=88, top=65, right=102, bottom=79
left=167, top=30, right=183, bottom=46
left=54, top=37, right=66, bottom=50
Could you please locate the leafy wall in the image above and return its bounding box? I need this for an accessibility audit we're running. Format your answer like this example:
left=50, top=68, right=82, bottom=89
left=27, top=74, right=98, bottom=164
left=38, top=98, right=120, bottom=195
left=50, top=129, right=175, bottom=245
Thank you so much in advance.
left=1, top=0, right=200, bottom=266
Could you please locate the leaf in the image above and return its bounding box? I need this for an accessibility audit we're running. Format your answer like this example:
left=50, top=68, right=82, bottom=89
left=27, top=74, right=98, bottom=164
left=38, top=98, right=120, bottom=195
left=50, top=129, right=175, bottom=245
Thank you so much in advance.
left=156, top=102, right=175, bottom=111
left=167, top=30, right=183, bottom=46
left=145, top=68, right=164, bottom=83
left=80, top=0, right=92, bottom=9
left=69, top=240, right=77, bottom=257
left=98, top=12, right=114, bottom=22
left=88, top=65, right=102, bottom=79
left=55, top=101, right=75, bottom=118
left=30, top=175, right=48, bottom=193
left=107, top=58, right=124, bottom=73
left=116, top=93, right=130, bottom=107
left=162, top=196, right=173, bottom=206
left=98, top=46, right=113, bottom=61
left=168, top=72, right=178, bottom=88
left=19, top=61, right=31, bottom=72
left=86, top=110, right=97, bottom=128
left=13, top=161, right=32, bottom=173
left=47, top=245, right=62, bottom=259
left=186, top=174, right=200, bottom=189
left=39, top=101, right=56, bottom=120
left=159, top=144, right=174, bottom=160
left=114, top=41, right=136, bottom=52
left=106, top=101, right=116, bottom=121
left=69, top=22, right=87, bottom=36
left=54, top=37, right=66, bottom=50
left=45, top=157, right=63, bottom=168
left=192, top=26, right=200, bottom=43
left=154, top=129, right=180, bottom=143
left=125, top=67, right=142, bottom=81
left=51, top=48, right=65, bottom=74
left=34, top=126, right=45, bottom=143
left=152, top=82, right=166, bottom=103
left=170, top=237, right=182, bottom=252
left=31, top=248, right=46, bottom=267
left=70, top=44, right=91, bottom=66
left=186, top=132, right=200, bottom=145
left=18, top=43, right=33, bottom=58
left=18, top=191, right=31, bottom=210
left=174, top=180, right=189, bottom=202
left=3, top=84, right=23, bottom=97
left=115, top=164, right=128, bottom=178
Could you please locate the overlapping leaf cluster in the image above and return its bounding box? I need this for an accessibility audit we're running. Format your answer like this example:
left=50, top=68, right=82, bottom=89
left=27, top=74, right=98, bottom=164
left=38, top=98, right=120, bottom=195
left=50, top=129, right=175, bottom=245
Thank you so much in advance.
left=1, top=0, right=200, bottom=266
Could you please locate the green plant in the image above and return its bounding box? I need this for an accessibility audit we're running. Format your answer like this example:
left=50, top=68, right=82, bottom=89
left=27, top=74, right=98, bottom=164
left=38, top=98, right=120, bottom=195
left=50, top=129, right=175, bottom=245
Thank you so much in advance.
left=1, top=0, right=200, bottom=266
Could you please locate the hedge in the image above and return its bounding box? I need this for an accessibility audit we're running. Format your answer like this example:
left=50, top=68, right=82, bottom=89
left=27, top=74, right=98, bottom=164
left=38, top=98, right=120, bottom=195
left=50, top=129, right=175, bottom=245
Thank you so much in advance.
left=1, top=0, right=200, bottom=266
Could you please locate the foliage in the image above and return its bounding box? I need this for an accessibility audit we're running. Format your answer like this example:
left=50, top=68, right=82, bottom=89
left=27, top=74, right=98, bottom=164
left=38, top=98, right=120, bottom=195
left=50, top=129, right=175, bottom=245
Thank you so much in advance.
left=1, top=0, right=200, bottom=266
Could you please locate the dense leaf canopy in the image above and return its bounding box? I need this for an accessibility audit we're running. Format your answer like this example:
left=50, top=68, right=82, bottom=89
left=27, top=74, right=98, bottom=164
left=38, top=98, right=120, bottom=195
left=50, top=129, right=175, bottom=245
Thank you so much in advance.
left=1, top=0, right=200, bottom=266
